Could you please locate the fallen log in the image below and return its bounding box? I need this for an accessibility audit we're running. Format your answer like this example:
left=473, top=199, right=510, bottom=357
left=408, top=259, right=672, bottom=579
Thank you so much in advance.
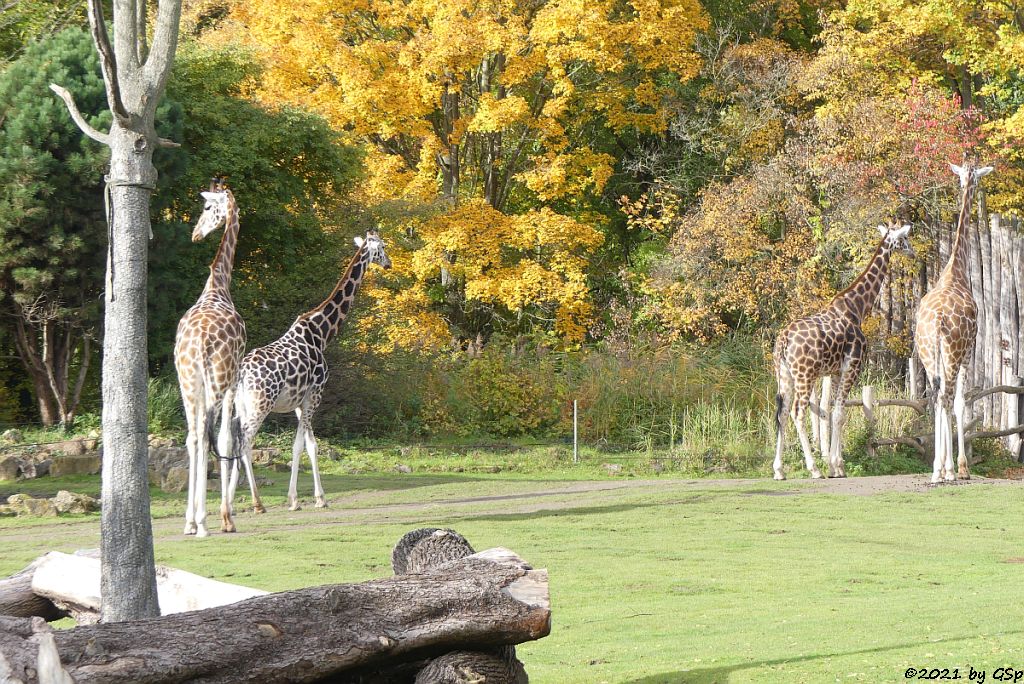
left=0, top=548, right=549, bottom=683
left=0, top=558, right=65, bottom=622
left=0, top=551, right=267, bottom=624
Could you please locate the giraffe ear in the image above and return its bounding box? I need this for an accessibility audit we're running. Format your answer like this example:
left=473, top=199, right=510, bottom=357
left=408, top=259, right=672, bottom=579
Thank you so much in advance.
left=877, top=224, right=887, bottom=236
left=949, top=163, right=964, bottom=175
left=200, top=192, right=217, bottom=202
left=353, top=236, right=365, bottom=248
left=975, top=166, right=994, bottom=179
left=894, top=224, right=911, bottom=239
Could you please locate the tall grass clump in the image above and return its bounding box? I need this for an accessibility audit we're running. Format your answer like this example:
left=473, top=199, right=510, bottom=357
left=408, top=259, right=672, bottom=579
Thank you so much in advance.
left=571, top=334, right=774, bottom=454
left=147, top=376, right=183, bottom=437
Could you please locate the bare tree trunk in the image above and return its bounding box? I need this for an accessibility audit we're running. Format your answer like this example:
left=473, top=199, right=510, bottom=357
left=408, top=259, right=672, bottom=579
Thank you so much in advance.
left=99, top=129, right=160, bottom=620
left=11, top=318, right=59, bottom=425
left=50, top=0, right=182, bottom=622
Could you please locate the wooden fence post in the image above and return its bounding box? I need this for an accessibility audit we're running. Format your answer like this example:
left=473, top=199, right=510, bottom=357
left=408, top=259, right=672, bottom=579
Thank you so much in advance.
left=1004, top=376, right=1022, bottom=461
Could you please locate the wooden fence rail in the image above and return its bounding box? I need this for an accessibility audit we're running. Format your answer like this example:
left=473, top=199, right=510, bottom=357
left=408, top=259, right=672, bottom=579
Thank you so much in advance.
left=827, top=379, right=1024, bottom=463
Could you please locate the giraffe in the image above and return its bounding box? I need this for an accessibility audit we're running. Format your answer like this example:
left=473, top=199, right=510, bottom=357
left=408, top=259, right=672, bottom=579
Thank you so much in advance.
left=174, top=178, right=254, bottom=537
left=915, top=161, right=993, bottom=483
left=227, top=230, right=391, bottom=512
left=773, top=223, right=913, bottom=480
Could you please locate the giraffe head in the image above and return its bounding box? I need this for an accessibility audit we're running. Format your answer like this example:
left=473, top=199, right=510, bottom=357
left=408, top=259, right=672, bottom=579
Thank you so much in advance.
left=949, top=161, right=993, bottom=189
left=876, top=222, right=914, bottom=256
left=192, top=178, right=232, bottom=242
left=354, top=229, right=392, bottom=270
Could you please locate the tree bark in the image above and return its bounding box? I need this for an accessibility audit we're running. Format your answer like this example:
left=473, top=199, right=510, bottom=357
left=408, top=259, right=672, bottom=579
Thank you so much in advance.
left=52, top=0, right=183, bottom=622
left=0, top=548, right=550, bottom=684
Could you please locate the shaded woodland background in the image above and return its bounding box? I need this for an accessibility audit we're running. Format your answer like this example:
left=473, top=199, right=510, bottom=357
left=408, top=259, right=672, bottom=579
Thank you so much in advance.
left=1, top=0, right=1023, bottom=462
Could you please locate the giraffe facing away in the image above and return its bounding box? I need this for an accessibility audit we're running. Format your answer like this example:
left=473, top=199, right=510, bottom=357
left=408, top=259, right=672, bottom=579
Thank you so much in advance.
left=915, top=161, right=993, bottom=483
left=174, top=179, right=252, bottom=537
left=227, top=230, right=391, bottom=513
left=773, top=223, right=913, bottom=480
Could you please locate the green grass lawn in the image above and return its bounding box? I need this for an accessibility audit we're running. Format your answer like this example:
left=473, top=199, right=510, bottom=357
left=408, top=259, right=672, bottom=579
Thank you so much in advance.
left=2, top=465, right=1023, bottom=683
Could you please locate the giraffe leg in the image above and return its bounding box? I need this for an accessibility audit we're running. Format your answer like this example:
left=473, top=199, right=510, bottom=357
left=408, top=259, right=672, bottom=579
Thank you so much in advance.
left=301, top=418, right=327, bottom=508
left=773, top=389, right=793, bottom=481
left=816, top=377, right=832, bottom=469
left=193, top=403, right=211, bottom=538
left=793, top=397, right=822, bottom=478
left=931, top=397, right=946, bottom=483
left=953, top=367, right=970, bottom=480
left=942, top=400, right=955, bottom=481
left=288, top=415, right=305, bottom=511
left=217, top=392, right=236, bottom=533
left=829, top=350, right=861, bottom=479
left=242, top=454, right=265, bottom=513
left=183, top=413, right=199, bottom=536
left=233, top=390, right=269, bottom=514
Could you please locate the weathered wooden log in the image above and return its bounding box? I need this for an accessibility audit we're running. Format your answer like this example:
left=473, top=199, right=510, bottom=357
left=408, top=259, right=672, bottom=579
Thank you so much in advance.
left=413, top=650, right=528, bottom=684
left=0, top=548, right=550, bottom=683
left=0, top=559, right=66, bottom=622
left=0, top=551, right=267, bottom=624
left=393, top=528, right=475, bottom=575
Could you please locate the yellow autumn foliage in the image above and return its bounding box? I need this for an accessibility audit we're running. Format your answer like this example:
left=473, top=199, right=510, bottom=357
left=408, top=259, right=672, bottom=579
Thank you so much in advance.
left=211, top=0, right=708, bottom=348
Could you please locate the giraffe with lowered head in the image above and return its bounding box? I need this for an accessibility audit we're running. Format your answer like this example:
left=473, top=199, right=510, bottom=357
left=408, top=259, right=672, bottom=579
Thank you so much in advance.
left=227, top=230, right=391, bottom=512
left=174, top=178, right=256, bottom=537
left=773, top=223, right=913, bottom=480
left=915, top=161, right=993, bottom=483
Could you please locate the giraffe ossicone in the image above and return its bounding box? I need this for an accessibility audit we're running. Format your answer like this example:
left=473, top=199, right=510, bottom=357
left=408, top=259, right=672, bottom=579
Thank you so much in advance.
left=773, top=222, right=913, bottom=480
left=228, top=229, right=391, bottom=513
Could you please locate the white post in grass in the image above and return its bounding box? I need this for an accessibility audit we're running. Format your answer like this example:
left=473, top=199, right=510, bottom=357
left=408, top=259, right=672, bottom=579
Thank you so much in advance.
left=573, top=400, right=579, bottom=464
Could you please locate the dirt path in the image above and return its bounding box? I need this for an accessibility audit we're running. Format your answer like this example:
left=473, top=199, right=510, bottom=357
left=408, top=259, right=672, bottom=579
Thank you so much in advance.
left=2, top=473, right=1020, bottom=547
left=142, top=473, right=1024, bottom=540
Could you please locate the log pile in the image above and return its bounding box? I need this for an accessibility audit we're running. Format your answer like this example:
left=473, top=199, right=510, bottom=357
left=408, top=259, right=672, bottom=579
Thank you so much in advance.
left=0, top=532, right=549, bottom=683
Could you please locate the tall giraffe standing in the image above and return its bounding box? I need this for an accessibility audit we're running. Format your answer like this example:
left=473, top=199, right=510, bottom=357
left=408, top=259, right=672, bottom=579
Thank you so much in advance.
left=174, top=179, right=250, bottom=537
left=228, top=230, right=391, bottom=512
left=915, top=161, right=993, bottom=483
left=773, top=223, right=913, bottom=480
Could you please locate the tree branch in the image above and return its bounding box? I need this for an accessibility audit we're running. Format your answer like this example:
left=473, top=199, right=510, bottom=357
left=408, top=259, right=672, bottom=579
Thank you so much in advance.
left=48, top=85, right=110, bottom=145
left=135, top=0, right=148, bottom=64
left=143, top=0, right=183, bottom=98
left=86, top=0, right=130, bottom=126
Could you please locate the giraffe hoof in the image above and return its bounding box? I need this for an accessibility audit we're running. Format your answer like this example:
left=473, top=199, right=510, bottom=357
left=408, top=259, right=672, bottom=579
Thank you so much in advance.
left=195, top=527, right=210, bottom=539
left=811, top=471, right=824, bottom=479
left=315, top=497, right=327, bottom=509
left=184, top=523, right=197, bottom=535
left=773, top=473, right=786, bottom=481
left=289, top=503, right=302, bottom=512
left=253, top=503, right=267, bottom=514
left=958, top=471, right=971, bottom=480
left=221, top=523, right=236, bottom=533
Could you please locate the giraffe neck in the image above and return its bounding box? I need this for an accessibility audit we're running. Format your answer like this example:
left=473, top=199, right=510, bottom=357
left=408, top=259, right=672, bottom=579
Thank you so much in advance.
left=943, top=175, right=977, bottom=285
left=203, top=192, right=240, bottom=294
left=307, top=245, right=370, bottom=346
left=836, top=239, right=893, bottom=322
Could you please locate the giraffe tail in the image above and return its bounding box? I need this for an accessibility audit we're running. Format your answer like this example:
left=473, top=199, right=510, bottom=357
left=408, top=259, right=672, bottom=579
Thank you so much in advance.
left=229, top=412, right=244, bottom=464
left=204, top=403, right=219, bottom=459
left=774, top=392, right=784, bottom=437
